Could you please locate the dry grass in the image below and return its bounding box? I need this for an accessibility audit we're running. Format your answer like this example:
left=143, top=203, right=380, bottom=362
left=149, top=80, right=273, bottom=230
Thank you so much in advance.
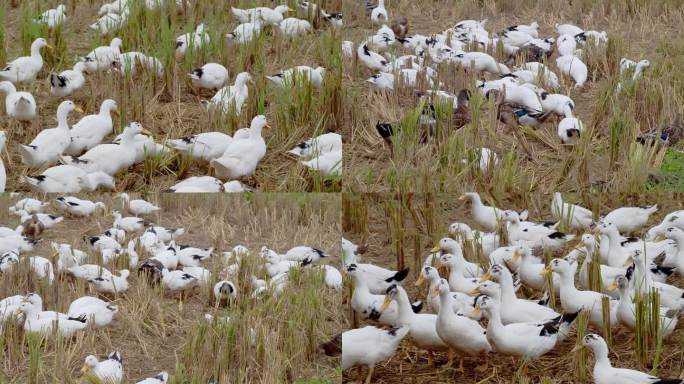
left=341, top=0, right=684, bottom=193
left=343, top=191, right=684, bottom=383
left=0, top=193, right=343, bottom=383
left=0, top=0, right=345, bottom=193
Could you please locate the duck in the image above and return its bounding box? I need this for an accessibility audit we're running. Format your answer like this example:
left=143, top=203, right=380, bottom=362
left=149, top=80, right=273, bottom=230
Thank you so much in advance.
left=204, top=72, right=251, bottom=114
left=638, top=113, right=683, bottom=148
left=255, top=5, right=291, bottom=25
left=664, top=227, right=684, bottom=274
left=432, top=279, right=491, bottom=370
left=0, top=38, right=51, bottom=84
left=576, top=234, right=628, bottom=294
left=230, top=6, right=272, bottom=23
left=267, top=66, right=325, bottom=89
left=1, top=294, right=25, bottom=322
left=479, top=264, right=560, bottom=324
left=85, top=234, right=122, bottom=253
left=55, top=196, right=106, bottom=217
left=112, top=210, right=144, bottom=232
left=60, top=122, right=148, bottom=175
left=226, top=20, right=263, bottom=44
left=321, top=10, right=343, bottom=28
left=166, top=176, right=241, bottom=193
left=415, top=266, right=478, bottom=317
left=506, top=22, right=539, bottom=38
left=112, top=130, right=169, bottom=163
left=578, top=334, right=684, bottom=384
left=0, top=250, right=18, bottom=272
left=0, top=131, right=4, bottom=192
left=515, top=246, right=559, bottom=292
left=81, top=352, right=123, bottom=384
left=88, top=270, right=130, bottom=294
left=438, top=253, right=481, bottom=294
left=0, top=81, right=37, bottom=120
left=550, top=192, right=593, bottom=229
left=490, top=90, right=552, bottom=130
left=481, top=82, right=542, bottom=112
left=25, top=165, right=115, bottom=193
left=90, top=8, right=130, bottom=35
left=82, top=38, right=123, bottom=73
left=357, top=44, right=390, bottom=72
left=454, top=51, right=510, bottom=75
left=35, top=4, right=66, bottom=29
left=336, top=325, right=409, bottom=384
left=117, top=193, right=160, bottom=216
left=287, top=132, right=342, bottom=158
left=213, top=280, right=237, bottom=303
left=448, top=222, right=499, bottom=257
left=189, top=63, right=229, bottom=91
left=627, top=250, right=684, bottom=310
left=504, top=210, right=574, bottom=251
left=50, top=61, right=87, bottom=97
left=539, top=92, right=575, bottom=116
left=177, top=245, right=213, bottom=267
left=609, top=275, right=678, bottom=337
left=68, top=296, right=118, bottom=328
left=602, top=204, right=658, bottom=234
left=383, top=284, right=448, bottom=361
left=556, top=34, right=577, bottom=56
left=345, top=260, right=409, bottom=295
left=301, top=149, right=341, bottom=176
left=176, top=24, right=210, bottom=58
left=558, top=116, right=584, bottom=143
left=135, top=371, right=169, bottom=384
left=556, top=54, right=588, bottom=87
left=458, top=192, right=503, bottom=232
left=16, top=301, right=87, bottom=337
left=10, top=198, right=48, bottom=214
left=19, top=210, right=64, bottom=228
left=278, top=18, right=312, bottom=37
left=545, top=258, right=618, bottom=328
left=66, top=99, right=118, bottom=155
left=370, top=0, right=388, bottom=25
left=162, top=268, right=199, bottom=291
left=117, top=51, right=164, bottom=77
left=283, top=246, right=327, bottom=263
left=556, top=23, right=583, bottom=36
left=431, top=238, right=483, bottom=277
left=475, top=295, right=574, bottom=361
left=20, top=100, right=81, bottom=167
left=210, top=115, right=268, bottom=180
left=348, top=264, right=405, bottom=325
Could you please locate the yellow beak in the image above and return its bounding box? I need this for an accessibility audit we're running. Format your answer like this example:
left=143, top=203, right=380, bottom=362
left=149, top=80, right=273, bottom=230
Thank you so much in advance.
left=623, top=258, right=633, bottom=267
left=655, top=234, right=667, bottom=241
left=571, top=344, right=583, bottom=353
left=46, top=45, right=55, bottom=50
left=539, top=266, right=551, bottom=276
left=14, top=308, right=23, bottom=316
left=511, top=250, right=521, bottom=263
left=80, top=365, right=89, bottom=373
left=607, top=282, right=618, bottom=292
left=468, top=287, right=480, bottom=295
left=265, top=124, right=272, bottom=129
left=430, top=245, right=441, bottom=253
left=478, top=271, right=492, bottom=283
left=414, top=275, right=425, bottom=286
left=380, top=295, right=392, bottom=312
left=142, top=129, right=154, bottom=136
left=458, top=194, right=466, bottom=201
left=472, top=305, right=481, bottom=317
left=74, top=106, right=84, bottom=113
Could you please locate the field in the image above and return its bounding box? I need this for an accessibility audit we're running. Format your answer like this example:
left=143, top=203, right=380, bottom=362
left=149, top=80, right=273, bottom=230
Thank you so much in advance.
left=0, top=0, right=345, bottom=193
left=343, top=191, right=684, bottom=383
left=342, top=0, right=684, bottom=193
left=0, top=193, right=343, bottom=383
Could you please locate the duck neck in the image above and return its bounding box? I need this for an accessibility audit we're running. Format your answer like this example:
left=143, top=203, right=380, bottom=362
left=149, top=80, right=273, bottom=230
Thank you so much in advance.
left=0, top=82, right=17, bottom=94
left=498, top=271, right=517, bottom=304
left=30, top=43, right=44, bottom=58
left=558, top=270, right=577, bottom=295
left=485, top=307, right=504, bottom=332
left=591, top=342, right=612, bottom=369
left=395, top=288, right=414, bottom=324
left=342, top=249, right=356, bottom=267
left=100, top=103, right=113, bottom=115
left=437, top=291, right=454, bottom=317
left=56, top=108, right=71, bottom=130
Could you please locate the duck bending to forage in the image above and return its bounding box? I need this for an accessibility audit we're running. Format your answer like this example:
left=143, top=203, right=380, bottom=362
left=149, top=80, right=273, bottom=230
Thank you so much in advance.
left=348, top=264, right=401, bottom=325
left=15, top=302, right=87, bottom=337
left=476, top=295, right=576, bottom=361
left=25, top=165, right=115, bottom=193
left=0, top=81, right=37, bottom=121
left=210, top=115, right=268, bottom=180
left=189, top=63, right=229, bottom=91
left=578, top=334, right=684, bottom=384
left=68, top=296, right=118, bottom=328
left=337, top=325, right=409, bottom=384
left=459, top=192, right=503, bottom=231
left=176, top=24, right=210, bottom=58
left=556, top=54, right=588, bottom=87
left=432, top=279, right=491, bottom=370
left=0, top=38, right=51, bottom=84
left=20, top=100, right=82, bottom=168
left=170, top=129, right=248, bottom=162
left=50, top=62, right=87, bottom=97
left=546, top=258, right=618, bottom=329
left=204, top=72, right=252, bottom=114
left=82, top=38, right=123, bottom=73
left=117, top=193, right=160, bottom=216
left=60, top=122, right=149, bottom=175
left=66, top=99, right=118, bottom=155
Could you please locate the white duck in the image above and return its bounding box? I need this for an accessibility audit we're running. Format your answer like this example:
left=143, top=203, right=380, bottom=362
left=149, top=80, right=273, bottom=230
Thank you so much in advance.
left=169, top=128, right=249, bottom=162
left=81, top=352, right=123, bottom=383
left=20, top=100, right=81, bottom=167
left=167, top=176, right=249, bottom=193
left=558, top=116, right=584, bottom=143
left=432, top=238, right=483, bottom=277
left=576, top=234, right=627, bottom=294
left=551, top=192, right=593, bottom=229
left=211, top=115, right=268, bottom=180
left=370, top=0, right=388, bottom=25
left=438, top=253, right=481, bottom=294
left=176, top=24, right=210, bottom=58
left=0, top=38, right=51, bottom=84
left=60, top=122, right=148, bottom=175
left=278, top=18, right=312, bottom=37
left=433, top=279, right=491, bottom=369
left=556, top=54, right=588, bottom=87
left=546, top=258, right=618, bottom=329
left=16, top=302, right=87, bottom=337
left=189, top=63, right=229, bottom=91
left=82, top=38, right=123, bottom=73
left=357, top=44, right=390, bottom=72
left=578, top=334, right=684, bottom=384
left=226, top=20, right=263, bottom=44
left=205, top=72, right=251, bottom=114
left=301, top=149, right=341, bottom=176
left=66, top=99, right=118, bottom=155
left=50, top=62, right=87, bottom=97
left=112, top=210, right=144, bottom=232
left=339, top=325, right=409, bottom=384
left=68, top=296, right=118, bottom=328
left=459, top=192, right=503, bottom=232
left=136, top=371, right=169, bottom=384
left=603, top=204, right=658, bottom=234
left=267, top=66, right=325, bottom=89
left=25, top=165, right=115, bottom=193
left=288, top=132, right=342, bottom=157
left=89, top=270, right=130, bottom=294
left=55, top=196, right=106, bottom=217
left=117, top=193, right=160, bottom=216
left=0, top=81, right=37, bottom=120
left=35, top=4, right=66, bottom=29
left=162, top=269, right=199, bottom=291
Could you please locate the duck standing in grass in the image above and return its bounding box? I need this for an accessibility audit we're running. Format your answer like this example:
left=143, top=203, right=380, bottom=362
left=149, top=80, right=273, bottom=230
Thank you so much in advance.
left=20, top=100, right=82, bottom=168
left=210, top=115, right=269, bottom=180
left=0, top=38, right=51, bottom=84
left=82, top=352, right=123, bottom=384
left=0, top=81, right=37, bottom=121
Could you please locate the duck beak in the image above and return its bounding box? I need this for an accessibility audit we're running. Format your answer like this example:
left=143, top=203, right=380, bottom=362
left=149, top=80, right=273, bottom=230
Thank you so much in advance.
left=571, top=344, right=583, bottom=353
left=80, top=365, right=89, bottom=373
left=430, top=245, right=441, bottom=253
left=414, top=275, right=425, bottom=286
left=655, top=234, right=667, bottom=241
left=46, top=45, right=54, bottom=50
left=468, top=287, right=480, bottom=295
left=540, top=266, right=551, bottom=276
left=14, top=308, right=23, bottom=316
left=74, top=106, right=84, bottom=113
left=623, top=258, right=633, bottom=267
left=472, top=304, right=481, bottom=317
left=264, top=124, right=272, bottom=129
left=478, top=271, right=492, bottom=283
left=511, top=250, right=521, bottom=262
left=458, top=194, right=466, bottom=201
left=142, top=129, right=154, bottom=136
left=607, top=282, right=618, bottom=292
left=380, top=295, right=392, bottom=312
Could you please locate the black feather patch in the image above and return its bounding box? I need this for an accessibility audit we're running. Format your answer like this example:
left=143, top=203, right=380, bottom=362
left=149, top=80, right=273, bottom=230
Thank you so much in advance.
left=108, top=351, right=122, bottom=363
left=175, top=40, right=184, bottom=49
left=31, top=175, right=47, bottom=182
left=548, top=232, right=566, bottom=239
left=625, top=263, right=635, bottom=280
left=192, top=68, right=204, bottom=78
left=313, top=248, right=325, bottom=257
left=567, top=128, right=581, bottom=138
left=539, top=318, right=560, bottom=337
left=386, top=268, right=410, bottom=283
left=68, top=314, right=88, bottom=323
left=362, top=45, right=370, bottom=56
left=376, top=122, right=394, bottom=139
left=411, top=300, right=423, bottom=313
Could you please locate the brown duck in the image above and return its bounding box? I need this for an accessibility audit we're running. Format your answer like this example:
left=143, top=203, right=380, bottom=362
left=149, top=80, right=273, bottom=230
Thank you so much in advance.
left=452, top=89, right=471, bottom=129
left=390, top=16, right=409, bottom=38
left=637, top=113, right=683, bottom=148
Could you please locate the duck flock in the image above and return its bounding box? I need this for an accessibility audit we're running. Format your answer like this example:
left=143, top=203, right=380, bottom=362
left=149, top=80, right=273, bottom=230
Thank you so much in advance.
left=0, top=193, right=341, bottom=382
left=0, top=1, right=344, bottom=193
left=333, top=192, right=684, bottom=384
